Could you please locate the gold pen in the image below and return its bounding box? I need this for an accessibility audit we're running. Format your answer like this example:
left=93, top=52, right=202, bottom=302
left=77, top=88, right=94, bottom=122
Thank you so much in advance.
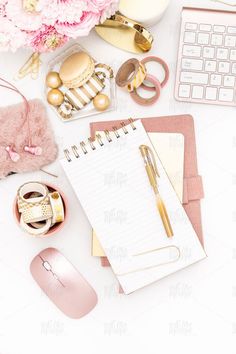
left=139, top=145, right=174, bottom=238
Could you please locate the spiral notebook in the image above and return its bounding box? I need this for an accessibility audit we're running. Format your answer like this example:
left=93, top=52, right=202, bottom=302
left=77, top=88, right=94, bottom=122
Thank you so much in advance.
left=60, top=120, right=206, bottom=294
left=92, top=131, right=185, bottom=257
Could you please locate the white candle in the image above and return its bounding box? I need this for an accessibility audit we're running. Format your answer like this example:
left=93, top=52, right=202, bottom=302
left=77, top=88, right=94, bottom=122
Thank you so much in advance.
left=119, top=0, right=170, bottom=27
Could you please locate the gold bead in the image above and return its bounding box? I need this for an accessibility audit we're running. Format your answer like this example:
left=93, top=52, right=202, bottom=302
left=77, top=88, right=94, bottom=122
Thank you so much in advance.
left=46, top=71, right=62, bottom=88
left=93, top=93, right=110, bottom=111
left=47, top=89, right=64, bottom=106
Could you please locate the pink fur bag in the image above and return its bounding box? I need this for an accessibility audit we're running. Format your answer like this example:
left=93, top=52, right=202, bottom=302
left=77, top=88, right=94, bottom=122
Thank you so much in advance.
left=0, top=79, right=58, bottom=178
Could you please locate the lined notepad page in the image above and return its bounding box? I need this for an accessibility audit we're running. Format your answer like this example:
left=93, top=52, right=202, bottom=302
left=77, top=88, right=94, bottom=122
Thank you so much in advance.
left=92, top=131, right=185, bottom=257
left=60, top=120, right=206, bottom=294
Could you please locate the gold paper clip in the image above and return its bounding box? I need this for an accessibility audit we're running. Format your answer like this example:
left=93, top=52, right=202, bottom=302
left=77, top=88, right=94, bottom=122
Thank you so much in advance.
left=139, top=145, right=174, bottom=238
left=15, top=52, right=41, bottom=80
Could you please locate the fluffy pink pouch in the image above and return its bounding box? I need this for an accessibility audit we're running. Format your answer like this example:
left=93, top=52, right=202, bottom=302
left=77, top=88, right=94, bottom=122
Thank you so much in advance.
left=0, top=98, right=58, bottom=178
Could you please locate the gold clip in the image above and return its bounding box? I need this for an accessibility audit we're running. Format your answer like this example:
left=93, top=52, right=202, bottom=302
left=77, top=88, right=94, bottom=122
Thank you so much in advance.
left=139, top=145, right=160, bottom=194
left=140, top=145, right=160, bottom=177
left=15, top=52, right=41, bottom=80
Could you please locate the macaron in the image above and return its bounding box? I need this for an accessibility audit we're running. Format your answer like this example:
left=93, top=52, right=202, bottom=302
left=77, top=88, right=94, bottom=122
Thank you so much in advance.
left=59, top=52, right=95, bottom=89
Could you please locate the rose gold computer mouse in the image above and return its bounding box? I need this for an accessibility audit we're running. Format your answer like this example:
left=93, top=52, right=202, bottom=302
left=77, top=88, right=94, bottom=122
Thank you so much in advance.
left=30, top=248, right=97, bottom=319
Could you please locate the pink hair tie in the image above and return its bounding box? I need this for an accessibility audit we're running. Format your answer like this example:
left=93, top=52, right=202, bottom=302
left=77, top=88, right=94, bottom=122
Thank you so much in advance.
left=129, top=74, right=161, bottom=106
left=141, top=56, right=169, bottom=91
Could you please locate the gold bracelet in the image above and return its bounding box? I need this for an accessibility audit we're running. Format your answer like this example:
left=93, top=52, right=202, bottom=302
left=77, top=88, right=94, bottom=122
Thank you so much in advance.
left=116, top=58, right=147, bottom=92
left=95, top=12, right=154, bottom=54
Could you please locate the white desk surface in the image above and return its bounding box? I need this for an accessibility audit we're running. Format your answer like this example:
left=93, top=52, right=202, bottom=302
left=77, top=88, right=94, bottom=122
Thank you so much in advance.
left=0, top=0, right=236, bottom=353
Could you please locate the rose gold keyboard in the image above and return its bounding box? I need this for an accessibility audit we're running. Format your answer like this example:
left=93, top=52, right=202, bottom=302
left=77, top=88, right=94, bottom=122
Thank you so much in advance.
left=175, top=7, right=236, bottom=106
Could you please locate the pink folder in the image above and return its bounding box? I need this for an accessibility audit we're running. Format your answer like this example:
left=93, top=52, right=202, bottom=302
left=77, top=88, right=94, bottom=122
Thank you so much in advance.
left=90, top=114, right=204, bottom=267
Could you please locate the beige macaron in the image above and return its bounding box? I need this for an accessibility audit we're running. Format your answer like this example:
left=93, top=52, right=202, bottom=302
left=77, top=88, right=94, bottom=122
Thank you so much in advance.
left=59, top=52, right=95, bottom=89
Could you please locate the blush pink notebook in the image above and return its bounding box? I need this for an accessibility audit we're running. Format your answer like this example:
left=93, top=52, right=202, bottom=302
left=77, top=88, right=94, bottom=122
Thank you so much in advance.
left=90, top=115, right=204, bottom=268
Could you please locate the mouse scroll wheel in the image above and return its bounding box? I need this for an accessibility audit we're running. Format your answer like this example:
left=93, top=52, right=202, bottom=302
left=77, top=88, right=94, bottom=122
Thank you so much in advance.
left=43, top=261, right=52, bottom=271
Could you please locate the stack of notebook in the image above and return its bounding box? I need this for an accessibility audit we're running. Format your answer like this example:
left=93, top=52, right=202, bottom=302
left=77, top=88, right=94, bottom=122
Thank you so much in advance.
left=60, top=115, right=206, bottom=294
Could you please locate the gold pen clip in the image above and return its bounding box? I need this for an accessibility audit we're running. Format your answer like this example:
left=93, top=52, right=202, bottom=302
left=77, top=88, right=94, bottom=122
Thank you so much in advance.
left=139, top=145, right=174, bottom=238
left=140, top=144, right=159, bottom=173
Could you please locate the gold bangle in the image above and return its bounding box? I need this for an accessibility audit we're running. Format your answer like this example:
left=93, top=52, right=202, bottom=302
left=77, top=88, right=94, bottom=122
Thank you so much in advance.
left=115, top=58, right=147, bottom=92
left=127, top=62, right=146, bottom=92
left=95, top=12, right=154, bottom=54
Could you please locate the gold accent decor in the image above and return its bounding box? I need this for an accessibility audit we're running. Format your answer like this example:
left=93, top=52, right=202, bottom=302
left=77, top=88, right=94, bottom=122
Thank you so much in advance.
left=116, top=245, right=181, bottom=276
left=15, top=52, right=41, bottom=80
left=95, top=12, right=153, bottom=54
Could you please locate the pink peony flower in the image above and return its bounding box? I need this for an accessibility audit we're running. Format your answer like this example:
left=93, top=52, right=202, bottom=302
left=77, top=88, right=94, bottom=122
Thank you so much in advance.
left=0, top=0, right=119, bottom=52
left=5, top=0, right=43, bottom=31
left=86, top=0, right=118, bottom=24
left=29, top=25, right=68, bottom=52
left=55, top=11, right=100, bottom=38
left=0, top=16, right=26, bottom=51
left=99, top=0, right=119, bottom=23
left=0, top=0, right=7, bottom=16
left=86, top=0, right=118, bottom=13
left=41, top=0, right=86, bottom=26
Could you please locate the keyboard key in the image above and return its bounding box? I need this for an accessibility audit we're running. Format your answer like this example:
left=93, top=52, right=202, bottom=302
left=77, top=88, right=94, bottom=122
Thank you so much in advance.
left=216, top=48, right=228, bottom=60
left=199, top=24, right=211, bottom=31
left=230, top=49, right=236, bottom=60
left=225, top=35, right=236, bottom=47
left=205, top=60, right=217, bottom=72
left=232, top=63, right=236, bottom=74
left=210, top=74, right=222, bottom=86
left=177, top=15, right=236, bottom=107
left=219, top=88, right=234, bottom=102
left=184, top=31, right=196, bottom=44
left=192, top=86, right=204, bottom=99
left=203, top=47, right=215, bottom=59
left=183, top=45, right=201, bottom=57
left=211, top=34, right=223, bottom=46
left=185, top=23, right=197, bottom=30
left=181, top=58, right=203, bottom=71
left=180, top=71, right=208, bottom=84
left=198, top=32, right=209, bottom=45
left=224, top=75, right=235, bottom=87
left=214, top=25, right=225, bottom=33
left=178, top=84, right=190, bottom=98
left=218, top=61, right=230, bottom=73
left=205, top=87, right=217, bottom=100
left=228, top=26, right=236, bottom=34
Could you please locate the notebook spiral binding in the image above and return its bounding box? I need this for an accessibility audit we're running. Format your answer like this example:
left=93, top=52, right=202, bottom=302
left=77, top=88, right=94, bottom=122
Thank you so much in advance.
left=64, top=118, right=136, bottom=162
